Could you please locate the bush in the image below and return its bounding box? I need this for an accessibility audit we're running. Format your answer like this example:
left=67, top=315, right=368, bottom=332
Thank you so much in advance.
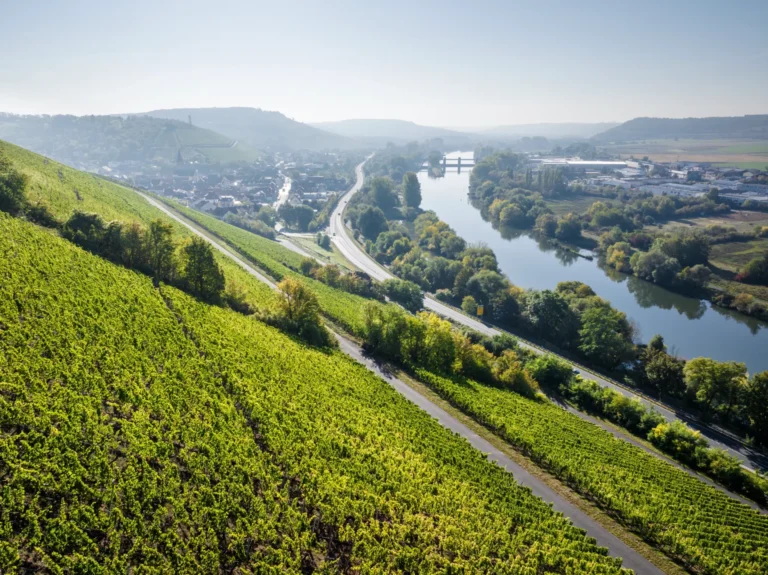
left=25, top=201, right=59, bottom=228
left=461, top=295, right=478, bottom=315
left=647, top=420, right=708, bottom=464
left=526, top=354, right=573, bottom=388
left=435, top=288, right=453, bottom=302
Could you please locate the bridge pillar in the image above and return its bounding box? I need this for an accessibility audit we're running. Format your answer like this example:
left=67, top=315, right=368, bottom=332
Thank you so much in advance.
left=457, top=157, right=462, bottom=168
left=442, top=156, right=447, bottom=169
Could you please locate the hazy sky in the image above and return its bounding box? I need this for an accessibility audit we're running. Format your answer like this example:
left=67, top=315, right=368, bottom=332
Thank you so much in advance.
left=2, top=0, right=766, bottom=127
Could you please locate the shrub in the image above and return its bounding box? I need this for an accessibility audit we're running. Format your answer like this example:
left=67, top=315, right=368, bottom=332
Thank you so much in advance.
left=461, top=295, right=478, bottom=315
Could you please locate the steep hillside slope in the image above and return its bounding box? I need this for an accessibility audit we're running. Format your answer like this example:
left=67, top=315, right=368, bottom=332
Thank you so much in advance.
left=0, top=113, right=260, bottom=168
left=144, top=107, right=360, bottom=151
left=312, top=118, right=472, bottom=146
left=0, top=139, right=274, bottom=309
left=594, top=115, right=768, bottom=142
left=0, top=213, right=630, bottom=573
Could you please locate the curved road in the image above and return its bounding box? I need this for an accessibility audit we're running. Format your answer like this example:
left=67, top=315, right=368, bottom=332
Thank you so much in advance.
left=330, top=160, right=768, bottom=474
left=133, top=187, right=663, bottom=574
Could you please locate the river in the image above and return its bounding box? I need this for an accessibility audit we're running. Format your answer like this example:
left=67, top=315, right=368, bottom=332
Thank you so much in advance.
left=417, top=152, right=768, bottom=374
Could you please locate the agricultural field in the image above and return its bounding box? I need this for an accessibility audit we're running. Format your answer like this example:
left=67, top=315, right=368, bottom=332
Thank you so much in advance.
left=1, top=139, right=276, bottom=310
left=544, top=194, right=601, bottom=216
left=415, top=369, right=768, bottom=575
left=710, top=237, right=768, bottom=273
left=648, top=211, right=768, bottom=235
left=164, top=200, right=392, bottom=335
left=600, top=138, right=768, bottom=169
left=290, top=235, right=357, bottom=270
left=0, top=214, right=630, bottom=573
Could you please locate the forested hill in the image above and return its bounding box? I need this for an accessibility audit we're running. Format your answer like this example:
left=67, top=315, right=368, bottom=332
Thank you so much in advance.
left=593, top=114, right=768, bottom=142
left=143, top=107, right=361, bottom=151
left=312, top=118, right=472, bottom=147
left=0, top=113, right=260, bottom=168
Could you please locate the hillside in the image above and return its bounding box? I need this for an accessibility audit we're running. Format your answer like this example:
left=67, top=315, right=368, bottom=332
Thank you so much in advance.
left=143, top=107, right=361, bottom=151
left=0, top=113, right=260, bottom=168
left=594, top=115, right=768, bottom=142
left=482, top=122, right=620, bottom=140
left=312, top=118, right=473, bottom=147
left=0, top=143, right=630, bottom=572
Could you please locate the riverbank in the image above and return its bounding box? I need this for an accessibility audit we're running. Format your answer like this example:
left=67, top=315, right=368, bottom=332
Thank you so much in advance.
left=417, top=161, right=768, bottom=374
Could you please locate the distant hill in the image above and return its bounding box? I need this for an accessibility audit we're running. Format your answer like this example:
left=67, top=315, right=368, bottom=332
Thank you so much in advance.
left=311, top=118, right=472, bottom=147
left=0, top=113, right=259, bottom=168
left=143, top=107, right=360, bottom=151
left=482, top=122, right=620, bottom=140
left=593, top=115, right=768, bottom=142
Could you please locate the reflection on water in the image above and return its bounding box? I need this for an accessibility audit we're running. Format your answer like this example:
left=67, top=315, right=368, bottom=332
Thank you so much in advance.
left=419, top=155, right=768, bottom=373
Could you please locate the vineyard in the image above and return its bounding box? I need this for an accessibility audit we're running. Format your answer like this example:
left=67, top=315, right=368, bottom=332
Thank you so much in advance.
left=0, top=214, right=630, bottom=573
left=0, top=139, right=276, bottom=311
left=164, top=200, right=391, bottom=335
left=414, top=369, right=768, bottom=575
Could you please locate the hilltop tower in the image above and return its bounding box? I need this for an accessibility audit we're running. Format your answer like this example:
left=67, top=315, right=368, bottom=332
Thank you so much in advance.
left=188, top=114, right=192, bottom=126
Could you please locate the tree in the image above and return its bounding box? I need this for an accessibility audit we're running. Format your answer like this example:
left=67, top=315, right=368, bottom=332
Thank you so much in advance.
left=735, top=253, right=768, bottom=285
left=121, top=222, right=148, bottom=269
left=578, top=305, right=634, bottom=368
left=381, top=278, right=423, bottom=313
left=0, top=157, right=28, bottom=215
left=654, top=231, right=710, bottom=267
left=744, top=372, right=768, bottom=446
left=419, top=312, right=456, bottom=372
left=255, top=205, right=277, bottom=227
left=452, top=265, right=474, bottom=299
left=63, top=211, right=107, bottom=252
left=466, top=270, right=508, bottom=307
left=630, top=249, right=681, bottom=286
left=461, top=295, right=478, bottom=315
left=279, top=204, right=315, bottom=232
left=146, top=219, right=176, bottom=281
left=370, top=176, right=398, bottom=211
left=402, top=172, right=422, bottom=208
left=683, top=358, right=748, bottom=418
left=535, top=213, right=557, bottom=237
left=181, top=237, right=225, bottom=302
left=644, top=349, right=686, bottom=397
left=647, top=334, right=666, bottom=353
left=357, top=205, right=389, bottom=240
left=555, top=213, right=582, bottom=241
left=316, top=233, right=331, bottom=249
left=523, top=290, right=579, bottom=345
left=274, top=278, right=332, bottom=346
left=677, top=264, right=711, bottom=290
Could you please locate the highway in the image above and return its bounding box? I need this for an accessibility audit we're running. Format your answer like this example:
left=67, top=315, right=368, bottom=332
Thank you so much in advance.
left=331, top=160, right=768, bottom=474
left=132, top=187, right=665, bottom=573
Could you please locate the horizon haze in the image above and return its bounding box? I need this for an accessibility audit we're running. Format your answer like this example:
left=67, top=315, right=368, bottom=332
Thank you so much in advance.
left=2, top=0, right=767, bottom=127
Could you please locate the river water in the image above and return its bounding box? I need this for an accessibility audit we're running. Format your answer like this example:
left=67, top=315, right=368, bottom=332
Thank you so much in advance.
left=418, top=153, right=768, bottom=374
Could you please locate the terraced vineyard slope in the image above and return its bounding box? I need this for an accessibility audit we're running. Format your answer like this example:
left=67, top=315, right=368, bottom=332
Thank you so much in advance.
left=0, top=139, right=275, bottom=310
left=0, top=214, right=631, bottom=573
left=415, top=369, right=768, bottom=575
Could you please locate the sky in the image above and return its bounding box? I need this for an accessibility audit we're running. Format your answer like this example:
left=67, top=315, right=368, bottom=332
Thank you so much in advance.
left=1, top=0, right=767, bottom=127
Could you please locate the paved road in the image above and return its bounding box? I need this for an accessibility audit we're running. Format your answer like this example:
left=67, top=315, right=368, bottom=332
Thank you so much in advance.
left=330, top=161, right=768, bottom=474
left=335, top=337, right=664, bottom=575
left=134, top=187, right=663, bottom=574
left=274, top=175, right=292, bottom=209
